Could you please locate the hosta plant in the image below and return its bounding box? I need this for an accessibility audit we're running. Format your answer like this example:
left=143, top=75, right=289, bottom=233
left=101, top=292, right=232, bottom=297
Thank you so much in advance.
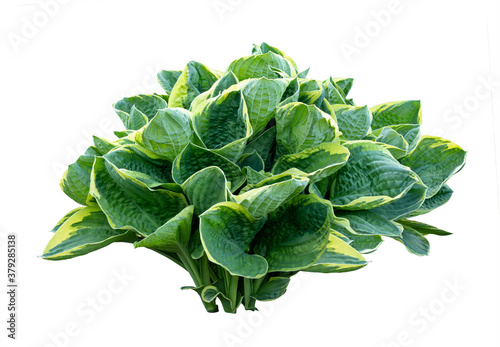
left=43, top=43, right=467, bottom=313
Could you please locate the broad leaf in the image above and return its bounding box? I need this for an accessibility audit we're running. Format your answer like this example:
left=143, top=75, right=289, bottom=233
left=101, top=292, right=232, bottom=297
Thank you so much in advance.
left=226, top=51, right=296, bottom=81
left=370, top=179, right=427, bottom=220
left=235, top=77, right=289, bottom=134
left=90, top=157, right=188, bottom=236
left=254, top=42, right=298, bottom=72
left=192, top=90, right=252, bottom=161
left=337, top=210, right=403, bottom=237
left=103, top=146, right=173, bottom=187
left=172, top=143, right=246, bottom=192
left=113, top=94, right=167, bottom=130
left=135, top=206, right=194, bottom=253
left=373, top=127, right=409, bottom=159
left=253, top=194, right=330, bottom=272
left=331, top=105, right=372, bottom=140
left=236, top=151, right=265, bottom=172
left=157, top=70, right=182, bottom=93
left=232, top=176, right=309, bottom=218
left=272, top=143, right=350, bottom=184
left=298, top=79, right=325, bottom=106
left=408, top=184, right=453, bottom=217
left=370, top=100, right=422, bottom=130
left=42, top=206, right=137, bottom=260
left=400, top=136, right=466, bottom=198
left=252, top=277, right=291, bottom=301
left=398, top=219, right=451, bottom=236
left=168, top=61, right=221, bottom=109
left=392, top=224, right=430, bottom=256
left=61, top=146, right=100, bottom=206
left=244, top=126, right=276, bottom=170
left=330, top=141, right=420, bottom=210
left=332, top=77, right=354, bottom=96
left=304, top=234, right=367, bottom=273
left=181, top=167, right=228, bottom=215
left=276, top=102, right=339, bottom=154
left=50, top=207, right=85, bottom=233
left=135, top=108, right=193, bottom=161
left=200, top=202, right=268, bottom=278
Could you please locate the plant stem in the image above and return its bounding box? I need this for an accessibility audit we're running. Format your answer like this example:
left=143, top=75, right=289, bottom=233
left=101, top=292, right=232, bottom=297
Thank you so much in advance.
left=243, top=277, right=253, bottom=310
left=200, top=255, right=211, bottom=286
left=179, top=250, right=202, bottom=286
left=178, top=252, right=218, bottom=313
left=226, top=270, right=240, bottom=312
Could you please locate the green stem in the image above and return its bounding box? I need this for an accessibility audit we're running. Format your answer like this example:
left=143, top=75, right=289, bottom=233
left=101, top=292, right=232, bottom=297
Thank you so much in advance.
left=179, top=251, right=218, bottom=313
left=243, top=278, right=253, bottom=310
left=228, top=272, right=240, bottom=312
left=253, top=275, right=266, bottom=293
left=179, top=250, right=202, bottom=286
left=200, top=255, right=211, bottom=286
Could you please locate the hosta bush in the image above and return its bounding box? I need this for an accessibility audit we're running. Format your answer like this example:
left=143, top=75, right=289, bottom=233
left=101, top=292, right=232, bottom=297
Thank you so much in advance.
left=43, top=43, right=466, bottom=313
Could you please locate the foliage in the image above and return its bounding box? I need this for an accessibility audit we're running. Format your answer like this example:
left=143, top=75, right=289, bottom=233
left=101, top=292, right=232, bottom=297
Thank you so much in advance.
left=43, top=43, right=466, bottom=313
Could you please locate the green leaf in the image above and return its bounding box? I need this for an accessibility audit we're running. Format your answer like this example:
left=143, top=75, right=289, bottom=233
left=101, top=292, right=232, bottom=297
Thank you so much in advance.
left=253, top=194, right=330, bottom=272
left=298, top=79, right=325, bottom=106
left=370, top=179, right=427, bottom=220
left=212, top=71, right=239, bottom=96
left=243, top=167, right=272, bottom=185
left=232, top=176, right=309, bottom=218
left=400, top=136, right=466, bottom=198
left=323, top=79, right=347, bottom=105
left=272, top=143, right=350, bottom=184
left=114, top=130, right=135, bottom=138
left=168, top=61, right=221, bottom=109
left=332, top=221, right=384, bottom=254
left=337, top=210, right=403, bottom=237
left=189, top=72, right=240, bottom=112
left=51, top=207, right=85, bottom=233
left=90, top=157, right=188, bottom=236
left=332, top=77, right=354, bottom=96
left=60, top=146, right=100, bottom=206
left=252, top=277, right=290, bottom=301
left=192, top=90, right=252, bottom=161
left=330, top=141, right=420, bottom=210
left=236, top=151, right=265, bottom=172
left=372, top=124, right=421, bottom=153
left=227, top=51, right=296, bottom=81
left=279, top=77, right=300, bottom=105
left=103, top=146, right=173, bottom=187
left=240, top=169, right=306, bottom=193
left=128, top=106, right=148, bottom=130
left=92, top=136, right=119, bottom=155
left=244, top=126, right=276, bottom=170
left=276, top=102, right=339, bottom=154
left=135, top=107, right=193, bottom=161
left=392, top=224, right=430, bottom=256
left=200, top=202, right=268, bottom=278
left=370, top=100, right=422, bottom=130
left=398, top=219, right=451, bottom=236
left=303, top=234, right=367, bottom=273
left=373, top=127, right=409, bottom=159
left=134, top=206, right=194, bottom=253
left=235, top=77, right=289, bottom=134
left=256, top=42, right=298, bottom=72
left=42, top=206, right=137, bottom=260
left=181, top=167, right=228, bottom=215
left=172, top=143, right=246, bottom=192
left=157, top=70, right=182, bottom=93
left=408, top=184, right=453, bottom=217
left=113, top=94, right=167, bottom=130
left=331, top=104, right=372, bottom=140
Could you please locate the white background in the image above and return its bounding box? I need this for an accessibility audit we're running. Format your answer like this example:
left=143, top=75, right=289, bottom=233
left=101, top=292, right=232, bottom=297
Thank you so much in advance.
left=1, top=1, right=499, bottom=346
